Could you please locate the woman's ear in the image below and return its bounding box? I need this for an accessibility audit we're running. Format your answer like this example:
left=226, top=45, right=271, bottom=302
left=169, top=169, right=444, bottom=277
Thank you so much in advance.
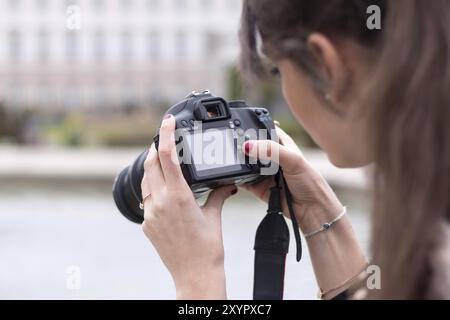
left=307, top=33, right=350, bottom=105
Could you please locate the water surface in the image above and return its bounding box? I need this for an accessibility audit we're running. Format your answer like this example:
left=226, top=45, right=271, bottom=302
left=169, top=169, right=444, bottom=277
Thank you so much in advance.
left=0, top=182, right=369, bottom=299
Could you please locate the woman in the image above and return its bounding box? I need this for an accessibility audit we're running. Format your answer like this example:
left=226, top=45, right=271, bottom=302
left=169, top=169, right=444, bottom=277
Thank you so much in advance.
left=140, top=0, right=450, bottom=299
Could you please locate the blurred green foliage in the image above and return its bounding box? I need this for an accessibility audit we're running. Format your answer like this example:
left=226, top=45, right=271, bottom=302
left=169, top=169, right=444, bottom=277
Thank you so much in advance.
left=1, top=67, right=317, bottom=149
left=44, top=112, right=158, bottom=147
left=275, top=114, right=317, bottom=148
left=227, top=67, right=244, bottom=100
left=44, top=113, right=83, bottom=146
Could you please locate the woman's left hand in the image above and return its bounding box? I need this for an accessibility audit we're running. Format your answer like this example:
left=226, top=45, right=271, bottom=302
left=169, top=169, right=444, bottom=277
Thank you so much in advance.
left=141, top=114, right=237, bottom=300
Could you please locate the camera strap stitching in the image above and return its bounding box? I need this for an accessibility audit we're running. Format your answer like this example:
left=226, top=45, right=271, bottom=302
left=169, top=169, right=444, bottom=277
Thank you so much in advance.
left=253, top=170, right=302, bottom=300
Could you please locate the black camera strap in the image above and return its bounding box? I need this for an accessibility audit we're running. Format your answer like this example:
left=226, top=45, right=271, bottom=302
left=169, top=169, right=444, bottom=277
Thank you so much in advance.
left=253, top=169, right=302, bottom=300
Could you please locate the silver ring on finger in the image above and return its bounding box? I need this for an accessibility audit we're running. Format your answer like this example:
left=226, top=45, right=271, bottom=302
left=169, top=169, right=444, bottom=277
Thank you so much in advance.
left=139, top=193, right=152, bottom=210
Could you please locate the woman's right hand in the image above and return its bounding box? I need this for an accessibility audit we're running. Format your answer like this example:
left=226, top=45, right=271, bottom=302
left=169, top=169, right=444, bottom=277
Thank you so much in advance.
left=240, top=127, right=344, bottom=234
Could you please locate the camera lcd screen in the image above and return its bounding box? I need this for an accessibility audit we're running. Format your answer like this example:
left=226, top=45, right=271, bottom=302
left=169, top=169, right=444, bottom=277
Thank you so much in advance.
left=184, top=129, right=238, bottom=173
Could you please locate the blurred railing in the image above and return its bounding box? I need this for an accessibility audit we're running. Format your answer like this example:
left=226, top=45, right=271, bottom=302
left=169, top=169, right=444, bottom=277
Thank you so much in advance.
left=0, top=145, right=368, bottom=191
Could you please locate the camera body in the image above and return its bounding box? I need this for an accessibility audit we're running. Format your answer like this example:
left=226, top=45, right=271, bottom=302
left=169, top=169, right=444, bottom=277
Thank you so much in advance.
left=154, top=90, right=277, bottom=197
left=113, top=91, right=277, bottom=223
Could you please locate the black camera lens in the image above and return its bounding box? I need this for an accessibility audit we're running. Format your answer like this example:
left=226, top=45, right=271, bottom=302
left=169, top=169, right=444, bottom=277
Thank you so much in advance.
left=112, top=150, right=148, bottom=224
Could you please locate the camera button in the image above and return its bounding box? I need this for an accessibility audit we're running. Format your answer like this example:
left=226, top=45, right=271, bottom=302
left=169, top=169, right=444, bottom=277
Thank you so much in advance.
left=262, top=109, right=268, bottom=115
left=233, top=119, right=241, bottom=127
left=189, top=119, right=195, bottom=126
left=255, top=109, right=262, bottom=116
left=181, top=120, right=188, bottom=127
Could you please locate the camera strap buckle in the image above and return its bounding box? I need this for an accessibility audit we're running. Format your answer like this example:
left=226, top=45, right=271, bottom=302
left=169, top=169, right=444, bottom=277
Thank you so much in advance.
left=253, top=169, right=302, bottom=300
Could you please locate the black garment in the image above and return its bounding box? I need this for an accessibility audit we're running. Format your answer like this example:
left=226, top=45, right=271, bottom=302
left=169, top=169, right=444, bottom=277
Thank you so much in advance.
left=332, top=290, right=349, bottom=300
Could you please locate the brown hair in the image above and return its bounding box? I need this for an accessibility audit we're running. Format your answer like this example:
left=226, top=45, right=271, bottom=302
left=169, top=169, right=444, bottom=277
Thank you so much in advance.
left=240, top=0, right=450, bottom=299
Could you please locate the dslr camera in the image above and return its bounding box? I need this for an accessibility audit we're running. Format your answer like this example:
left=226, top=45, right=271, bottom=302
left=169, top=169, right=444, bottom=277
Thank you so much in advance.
left=113, top=90, right=278, bottom=223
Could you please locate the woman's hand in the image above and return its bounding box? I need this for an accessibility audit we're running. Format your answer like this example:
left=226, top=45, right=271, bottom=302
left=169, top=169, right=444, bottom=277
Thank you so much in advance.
left=242, top=127, right=368, bottom=299
left=141, top=115, right=237, bottom=300
left=241, top=127, right=344, bottom=234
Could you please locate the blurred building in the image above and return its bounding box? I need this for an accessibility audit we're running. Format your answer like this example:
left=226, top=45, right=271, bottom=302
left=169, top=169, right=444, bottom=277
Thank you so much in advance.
left=0, top=0, right=242, bottom=111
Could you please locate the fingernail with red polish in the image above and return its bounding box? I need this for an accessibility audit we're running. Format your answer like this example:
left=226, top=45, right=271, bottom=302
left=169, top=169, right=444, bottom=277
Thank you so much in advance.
left=163, top=114, right=172, bottom=120
left=231, top=188, right=238, bottom=195
left=244, top=141, right=253, bottom=154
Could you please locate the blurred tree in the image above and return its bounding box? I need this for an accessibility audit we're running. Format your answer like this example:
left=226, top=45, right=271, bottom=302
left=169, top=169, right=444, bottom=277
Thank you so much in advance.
left=256, top=76, right=279, bottom=108
left=0, top=103, right=8, bottom=137
left=227, top=66, right=243, bottom=100
left=226, top=65, right=279, bottom=107
left=0, top=103, right=30, bottom=144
